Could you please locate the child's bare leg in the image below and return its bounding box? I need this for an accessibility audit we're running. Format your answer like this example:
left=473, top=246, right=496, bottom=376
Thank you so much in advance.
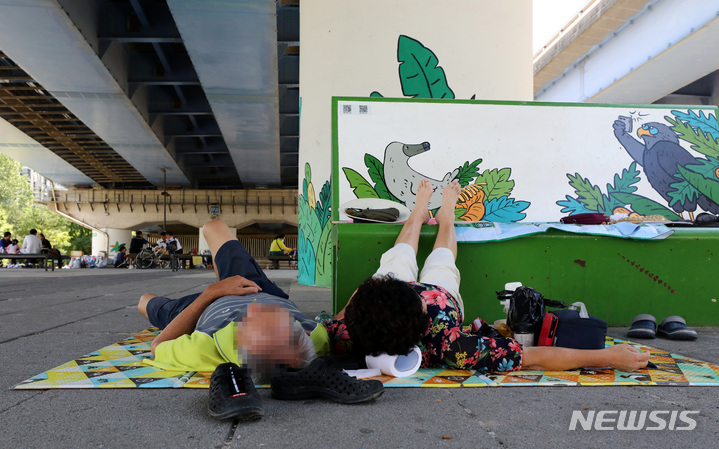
left=432, top=181, right=460, bottom=258
left=393, top=179, right=433, bottom=254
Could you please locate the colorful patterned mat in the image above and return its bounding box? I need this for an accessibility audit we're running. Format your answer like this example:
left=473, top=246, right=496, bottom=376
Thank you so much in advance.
left=12, top=328, right=719, bottom=389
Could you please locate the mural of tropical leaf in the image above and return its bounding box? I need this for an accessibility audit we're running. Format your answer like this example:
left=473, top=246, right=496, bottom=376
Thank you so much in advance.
left=678, top=165, right=719, bottom=205
left=342, top=167, right=379, bottom=198
left=604, top=162, right=641, bottom=213
left=455, top=158, right=483, bottom=187
left=665, top=116, right=719, bottom=158
left=607, top=162, right=640, bottom=195
left=671, top=109, right=719, bottom=137
left=483, top=197, right=529, bottom=222
left=370, top=91, right=383, bottom=97
left=397, top=35, right=455, bottom=99
left=299, top=198, right=322, bottom=252
left=680, top=157, right=719, bottom=179
left=364, top=154, right=401, bottom=202
left=297, top=228, right=316, bottom=285
left=454, top=208, right=467, bottom=220
left=476, top=168, right=514, bottom=201
left=566, top=172, right=607, bottom=214
left=314, top=220, right=333, bottom=287
left=557, top=195, right=592, bottom=214
left=667, top=177, right=700, bottom=209
left=612, top=192, right=682, bottom=221
left=315, top=180, right=331, bottom=229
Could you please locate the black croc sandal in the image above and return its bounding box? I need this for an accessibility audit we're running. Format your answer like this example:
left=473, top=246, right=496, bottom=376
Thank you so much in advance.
left=208, top=363, right=264, bottom=420
left=271, top=357, right=384, bottom=404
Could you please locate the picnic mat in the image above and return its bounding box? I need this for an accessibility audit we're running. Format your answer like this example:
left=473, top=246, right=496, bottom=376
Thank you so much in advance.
left=11, top=328, right=719, bottom=389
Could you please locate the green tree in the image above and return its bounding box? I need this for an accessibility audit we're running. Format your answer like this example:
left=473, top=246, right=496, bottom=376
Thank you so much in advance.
left=0, top=154, right=91, bottom=254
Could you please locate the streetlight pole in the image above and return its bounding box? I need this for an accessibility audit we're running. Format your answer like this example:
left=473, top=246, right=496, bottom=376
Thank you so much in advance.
left=160, top=168, right=168, bottom=231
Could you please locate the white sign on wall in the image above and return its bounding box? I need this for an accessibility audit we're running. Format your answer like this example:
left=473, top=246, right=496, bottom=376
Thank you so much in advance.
left=334, top=98, right=719, bottom=223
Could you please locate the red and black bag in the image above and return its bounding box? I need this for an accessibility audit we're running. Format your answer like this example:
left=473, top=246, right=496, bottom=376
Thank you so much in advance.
left=537, top=302, right=607, bottom=349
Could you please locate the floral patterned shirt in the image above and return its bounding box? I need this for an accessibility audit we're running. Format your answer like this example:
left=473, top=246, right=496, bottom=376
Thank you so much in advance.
left=325, top=282, right=523, bottom=373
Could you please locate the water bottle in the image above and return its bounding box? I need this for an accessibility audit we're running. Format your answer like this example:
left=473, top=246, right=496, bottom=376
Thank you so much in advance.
left=314, top=311, right=332, bottom=325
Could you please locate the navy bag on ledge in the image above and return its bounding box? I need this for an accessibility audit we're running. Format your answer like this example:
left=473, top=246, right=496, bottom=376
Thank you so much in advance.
left=544, top=302, right=608, bottom=350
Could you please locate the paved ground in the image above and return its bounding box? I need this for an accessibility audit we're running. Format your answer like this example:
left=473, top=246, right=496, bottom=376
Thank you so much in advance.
left=1, top=268, right=717, bottom=449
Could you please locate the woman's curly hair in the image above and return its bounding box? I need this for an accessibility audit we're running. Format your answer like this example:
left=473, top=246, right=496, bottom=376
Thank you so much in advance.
left=344, top=275, right=429, bottom=356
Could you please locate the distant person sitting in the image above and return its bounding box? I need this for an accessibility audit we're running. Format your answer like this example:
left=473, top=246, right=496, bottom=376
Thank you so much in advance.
left=0, top=232, right=12, bottom=253
left=129, top=231, right=149, bottom=254
left=20, top=229, right=42, bottom=254
left=39, top=233, right=52, bottom=251
left=6, top=239, right=19, bottom=254
left=114, top=246, right=128, bottom=268
left=269, top=234, right=296, bottom=257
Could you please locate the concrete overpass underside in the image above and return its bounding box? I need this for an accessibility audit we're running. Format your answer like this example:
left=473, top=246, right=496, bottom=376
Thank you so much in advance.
left=45, top=188, right=298, bottom=231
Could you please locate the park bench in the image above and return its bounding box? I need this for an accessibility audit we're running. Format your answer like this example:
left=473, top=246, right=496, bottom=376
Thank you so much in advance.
left=267, top=254, right=295, bottom=269
left=1, top=253, right=70, bottom=271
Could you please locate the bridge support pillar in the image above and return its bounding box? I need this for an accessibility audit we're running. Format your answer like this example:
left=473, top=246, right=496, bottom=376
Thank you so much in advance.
left=92, top=228, right=132, bottom=258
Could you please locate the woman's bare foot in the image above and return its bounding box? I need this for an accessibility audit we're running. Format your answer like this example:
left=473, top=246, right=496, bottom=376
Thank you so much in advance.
left=408, top=179, right=432, bottom=224
left=435, top=181, right=461, bottom=224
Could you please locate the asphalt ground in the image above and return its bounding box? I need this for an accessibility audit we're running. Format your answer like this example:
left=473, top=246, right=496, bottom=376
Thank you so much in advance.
left=1, top=268, right=717, bottom=449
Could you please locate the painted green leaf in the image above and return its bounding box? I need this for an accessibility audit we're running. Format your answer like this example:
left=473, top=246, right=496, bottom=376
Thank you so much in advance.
left=678, top=165, right=719, bottom=204
left=567, top=173, right=606, bottom=214
left=612, top=192, right=681, bottom=221
left=607, top=162, right=640, bottom=195
left=680, top=157, right=719, bottom=179
left=454, top=208, right=466, bottom=220
left=397, top=35, right=455, bottom=99
left=666, top=116, right=719, bottom=157
left=299, top=198, right=322, bottom=247
left=476, top=168, right=514, bottom=201
left=605, top=162, right=641, bottom=212
left=297, top=228, right=316, bottom=285
left=315, top=180, right=332, bottom=229
left=667, top=177, right=699, bottom=208
left=305, top=163, right=312, bottom=183
left=314, top=220, right=333, bottom=288
left=342, top=167, right=379, bottom=199
left=364, top=154, right=400, bottom=202
left=370, top=91, right=383, bottom=97
left=455, top=158, right=483, bottom=187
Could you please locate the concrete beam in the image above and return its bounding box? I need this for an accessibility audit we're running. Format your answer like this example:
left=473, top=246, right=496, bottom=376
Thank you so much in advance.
left=43, top=189, right=298, bottom=230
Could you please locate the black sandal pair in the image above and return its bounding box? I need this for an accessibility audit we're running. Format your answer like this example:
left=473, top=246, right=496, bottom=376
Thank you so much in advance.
left=208, top=358, right=384, bottom=420
left=627, top=314, right=698, bottom=340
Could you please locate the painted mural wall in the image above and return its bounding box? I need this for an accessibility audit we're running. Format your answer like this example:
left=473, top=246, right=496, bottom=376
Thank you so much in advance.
left=298, top=0, right=533, bottom=286
left=334, top=99, right=719, bottom=223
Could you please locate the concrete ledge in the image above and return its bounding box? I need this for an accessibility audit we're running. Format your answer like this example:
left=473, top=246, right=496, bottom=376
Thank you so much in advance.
left=333, top=223, right=719, bottom=326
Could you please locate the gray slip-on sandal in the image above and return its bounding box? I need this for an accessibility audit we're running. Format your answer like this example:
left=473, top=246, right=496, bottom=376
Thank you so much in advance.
left=657, top=315, right=698, bottom=340
left=627, top=314, right=657, bottom=339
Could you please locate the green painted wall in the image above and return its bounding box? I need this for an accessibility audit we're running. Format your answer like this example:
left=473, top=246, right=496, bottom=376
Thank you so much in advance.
left=333, top=224, right=719, bottom=326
